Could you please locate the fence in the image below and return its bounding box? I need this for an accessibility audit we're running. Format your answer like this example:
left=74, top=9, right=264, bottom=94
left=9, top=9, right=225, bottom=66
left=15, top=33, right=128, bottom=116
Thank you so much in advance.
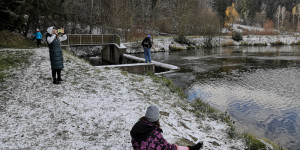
left=61, top=34, right=121, bottom=46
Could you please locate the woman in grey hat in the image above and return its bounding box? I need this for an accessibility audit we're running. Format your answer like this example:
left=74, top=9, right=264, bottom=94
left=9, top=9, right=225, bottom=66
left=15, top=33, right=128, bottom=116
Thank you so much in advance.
left=130, top=105, right=203, bottom=150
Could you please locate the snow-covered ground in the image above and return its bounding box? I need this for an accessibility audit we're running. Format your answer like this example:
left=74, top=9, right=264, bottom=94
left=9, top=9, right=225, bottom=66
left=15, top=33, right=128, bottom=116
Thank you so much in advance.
left=232, top=24, right=265, bottom=32
left=0, top=48, right=246, bottom=149
left=189, top=35, right=300, bottom=47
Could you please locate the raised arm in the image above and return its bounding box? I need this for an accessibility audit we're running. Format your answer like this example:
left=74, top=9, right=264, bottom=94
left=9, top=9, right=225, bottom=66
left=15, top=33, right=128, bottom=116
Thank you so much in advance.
left=59, top=34, right=67, bottom=42
left=47, top=34, right=57, bottom=44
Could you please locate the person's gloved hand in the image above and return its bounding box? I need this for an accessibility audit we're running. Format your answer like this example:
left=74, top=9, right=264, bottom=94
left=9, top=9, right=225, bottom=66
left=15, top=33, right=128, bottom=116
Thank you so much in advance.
left=188, top=141, right=203, bottom=150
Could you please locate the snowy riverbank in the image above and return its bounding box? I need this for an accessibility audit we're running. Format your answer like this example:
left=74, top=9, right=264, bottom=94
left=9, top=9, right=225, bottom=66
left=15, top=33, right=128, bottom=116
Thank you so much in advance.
left=124, top=35, right=300, bottom=54
left=0, top=48, right=246, bottom=149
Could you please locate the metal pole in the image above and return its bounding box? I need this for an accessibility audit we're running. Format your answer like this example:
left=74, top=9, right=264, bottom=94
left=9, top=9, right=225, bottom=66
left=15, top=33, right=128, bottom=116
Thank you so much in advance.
left=102, top=34, right=103, bottom=44
left=80, top=35, right=81, bottom=45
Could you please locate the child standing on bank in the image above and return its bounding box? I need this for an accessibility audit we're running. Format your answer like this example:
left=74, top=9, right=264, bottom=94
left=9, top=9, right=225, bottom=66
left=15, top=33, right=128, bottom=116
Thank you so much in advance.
left=34, top=29, right=42, bottom=48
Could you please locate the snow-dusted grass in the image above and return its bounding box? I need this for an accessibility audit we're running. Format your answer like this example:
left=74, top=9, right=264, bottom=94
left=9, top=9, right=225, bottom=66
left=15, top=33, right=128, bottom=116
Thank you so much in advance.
left=0, top=48, right=247, bottom=149
left=0, top=31, right=36, bottom=49
left=0, top=50, right=33, bottom=89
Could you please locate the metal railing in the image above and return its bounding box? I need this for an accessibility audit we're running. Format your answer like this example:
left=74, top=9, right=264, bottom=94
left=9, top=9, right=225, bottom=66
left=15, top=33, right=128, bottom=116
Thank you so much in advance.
left=61, top=34, right=121, bottom=46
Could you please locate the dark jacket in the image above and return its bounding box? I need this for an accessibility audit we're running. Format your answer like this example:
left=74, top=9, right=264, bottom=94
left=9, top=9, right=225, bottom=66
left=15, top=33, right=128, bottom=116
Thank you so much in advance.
left=130, top=120, right=177, bottom=150
left=48, top=37, right=64, bottom=70
left=142, top=37, right=152, bottom=49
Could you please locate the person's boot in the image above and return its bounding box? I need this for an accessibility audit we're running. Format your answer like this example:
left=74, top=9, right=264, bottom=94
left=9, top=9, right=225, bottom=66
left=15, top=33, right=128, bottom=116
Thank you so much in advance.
left=53, top=78, right=61, bottom=84
left=57, top=70, right=63, bottom=82
left=57, top=77, right=63, bottom=82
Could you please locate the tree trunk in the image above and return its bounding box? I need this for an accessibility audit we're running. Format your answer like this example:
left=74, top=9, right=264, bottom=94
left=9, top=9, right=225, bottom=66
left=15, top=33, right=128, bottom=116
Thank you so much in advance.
left=297, top=15, right=300, bottom=31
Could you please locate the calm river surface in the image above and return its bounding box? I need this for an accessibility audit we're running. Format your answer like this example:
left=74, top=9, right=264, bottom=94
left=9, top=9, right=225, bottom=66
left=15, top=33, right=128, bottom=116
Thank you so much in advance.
left=135, top=46, right=300, bottom=150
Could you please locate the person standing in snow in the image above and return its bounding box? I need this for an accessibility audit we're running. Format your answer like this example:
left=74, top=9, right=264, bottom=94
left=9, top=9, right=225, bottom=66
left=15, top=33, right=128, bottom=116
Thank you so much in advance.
left=34, top=29, right=42, bottom=48
left=46, top=26, right=67, bottom=85
left=130, top=105, right=203, bottom=150
left=141, top=35, right=152, bottom=63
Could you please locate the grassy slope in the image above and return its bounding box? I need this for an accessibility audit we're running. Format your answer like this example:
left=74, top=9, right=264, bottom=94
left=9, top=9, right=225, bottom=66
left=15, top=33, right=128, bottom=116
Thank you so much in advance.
left=0, top=30, right=36, bottom=49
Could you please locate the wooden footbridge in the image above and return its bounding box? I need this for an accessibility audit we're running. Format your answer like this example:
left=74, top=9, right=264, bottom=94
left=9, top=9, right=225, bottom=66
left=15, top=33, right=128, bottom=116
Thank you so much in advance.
left=61, top=34, right=126, bottom=65
left=61, top=34, right=121, bottom=46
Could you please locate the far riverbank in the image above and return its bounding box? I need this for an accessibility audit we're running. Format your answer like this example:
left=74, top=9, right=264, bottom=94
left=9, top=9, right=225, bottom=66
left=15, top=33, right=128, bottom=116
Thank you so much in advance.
left=124, top=35, right=300, bottom=54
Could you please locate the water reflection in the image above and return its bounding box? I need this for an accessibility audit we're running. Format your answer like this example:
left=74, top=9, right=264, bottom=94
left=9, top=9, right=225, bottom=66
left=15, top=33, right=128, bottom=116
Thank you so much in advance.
left=135, top=46, right=300, bottom=149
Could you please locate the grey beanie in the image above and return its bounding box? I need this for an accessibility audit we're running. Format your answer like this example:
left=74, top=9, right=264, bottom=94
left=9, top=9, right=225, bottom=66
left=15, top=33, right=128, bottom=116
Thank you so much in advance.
left=145, top=105, right=159, bottom=122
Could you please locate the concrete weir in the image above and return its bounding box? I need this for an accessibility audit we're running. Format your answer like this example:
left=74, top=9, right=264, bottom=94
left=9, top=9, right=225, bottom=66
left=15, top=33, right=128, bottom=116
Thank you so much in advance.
left=97, top=54, right=180, bottom=75
left=121, top=54, right=179, bottom=75
left=62, top=34, right=179, bottom=75
left=96, top=63, right=155, bottom=75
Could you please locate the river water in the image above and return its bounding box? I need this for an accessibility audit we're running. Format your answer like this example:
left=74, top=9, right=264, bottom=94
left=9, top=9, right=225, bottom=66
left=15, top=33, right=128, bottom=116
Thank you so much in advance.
left=135, top=46, right=300, bottom=149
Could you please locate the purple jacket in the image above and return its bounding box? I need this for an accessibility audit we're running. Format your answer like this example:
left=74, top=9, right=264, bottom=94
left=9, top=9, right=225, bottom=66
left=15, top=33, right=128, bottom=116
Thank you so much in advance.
left=130, top=120, right=177, bottom=150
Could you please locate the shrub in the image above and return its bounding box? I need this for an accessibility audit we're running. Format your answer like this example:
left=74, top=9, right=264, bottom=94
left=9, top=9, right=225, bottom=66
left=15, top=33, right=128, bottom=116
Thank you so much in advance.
left=203, top=36, right=213, bottom=48
left=126, top=28, right=145, bottom=42
left=232, top=32, right=243, bottom=42
left=174, top=35, right=193, bottom=46
left=270, top=41, right=285, bottom=46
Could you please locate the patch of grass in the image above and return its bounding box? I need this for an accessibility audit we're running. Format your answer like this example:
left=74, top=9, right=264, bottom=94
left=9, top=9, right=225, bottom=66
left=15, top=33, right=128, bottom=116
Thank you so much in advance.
left=98, top=76, right=106, bottom=81
left=0, top=50, right=33, bottom=89
left=270, top=41, right=285, bottom=46
left=0, top=31, right=36, bottom=48
left=63, top=50, right=92, bottom=65
left=121, top=71, right=129, bottom=76
left=253, top=43, right=268, bottom=46
left=222, top=41, right=236, bottom=47
left=239, top=42, right=252, bottom=46
left=90, top=89, right=98, bottom=94
left=243, top=133, right=287, bottom=150
left=147, top=72, right=185, bottom=98
left=262, top=138, right=287, bottom=150
left=187, top=45, right=196, bottom=50
left=243, top=133, right=267, bottom=150
left=291, top=40, right=300, bottom=45
left=130, top=76, right=144, bottom=82
left=191, top=98, right=236, bottom=138
left=169, top=45, right=185, bottom=51
left=95, top=69, right=102, bottom=74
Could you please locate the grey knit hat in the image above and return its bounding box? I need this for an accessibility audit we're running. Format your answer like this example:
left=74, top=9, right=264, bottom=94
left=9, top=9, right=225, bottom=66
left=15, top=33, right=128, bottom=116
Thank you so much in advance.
left=145, top=105, right=159, bottom=122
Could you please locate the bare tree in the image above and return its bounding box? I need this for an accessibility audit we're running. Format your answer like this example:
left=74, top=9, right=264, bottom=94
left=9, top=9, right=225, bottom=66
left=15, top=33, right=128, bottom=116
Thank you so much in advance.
left=280, top=6, right=287, bottom=28
left=274, top=5, right=281, bottom=29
